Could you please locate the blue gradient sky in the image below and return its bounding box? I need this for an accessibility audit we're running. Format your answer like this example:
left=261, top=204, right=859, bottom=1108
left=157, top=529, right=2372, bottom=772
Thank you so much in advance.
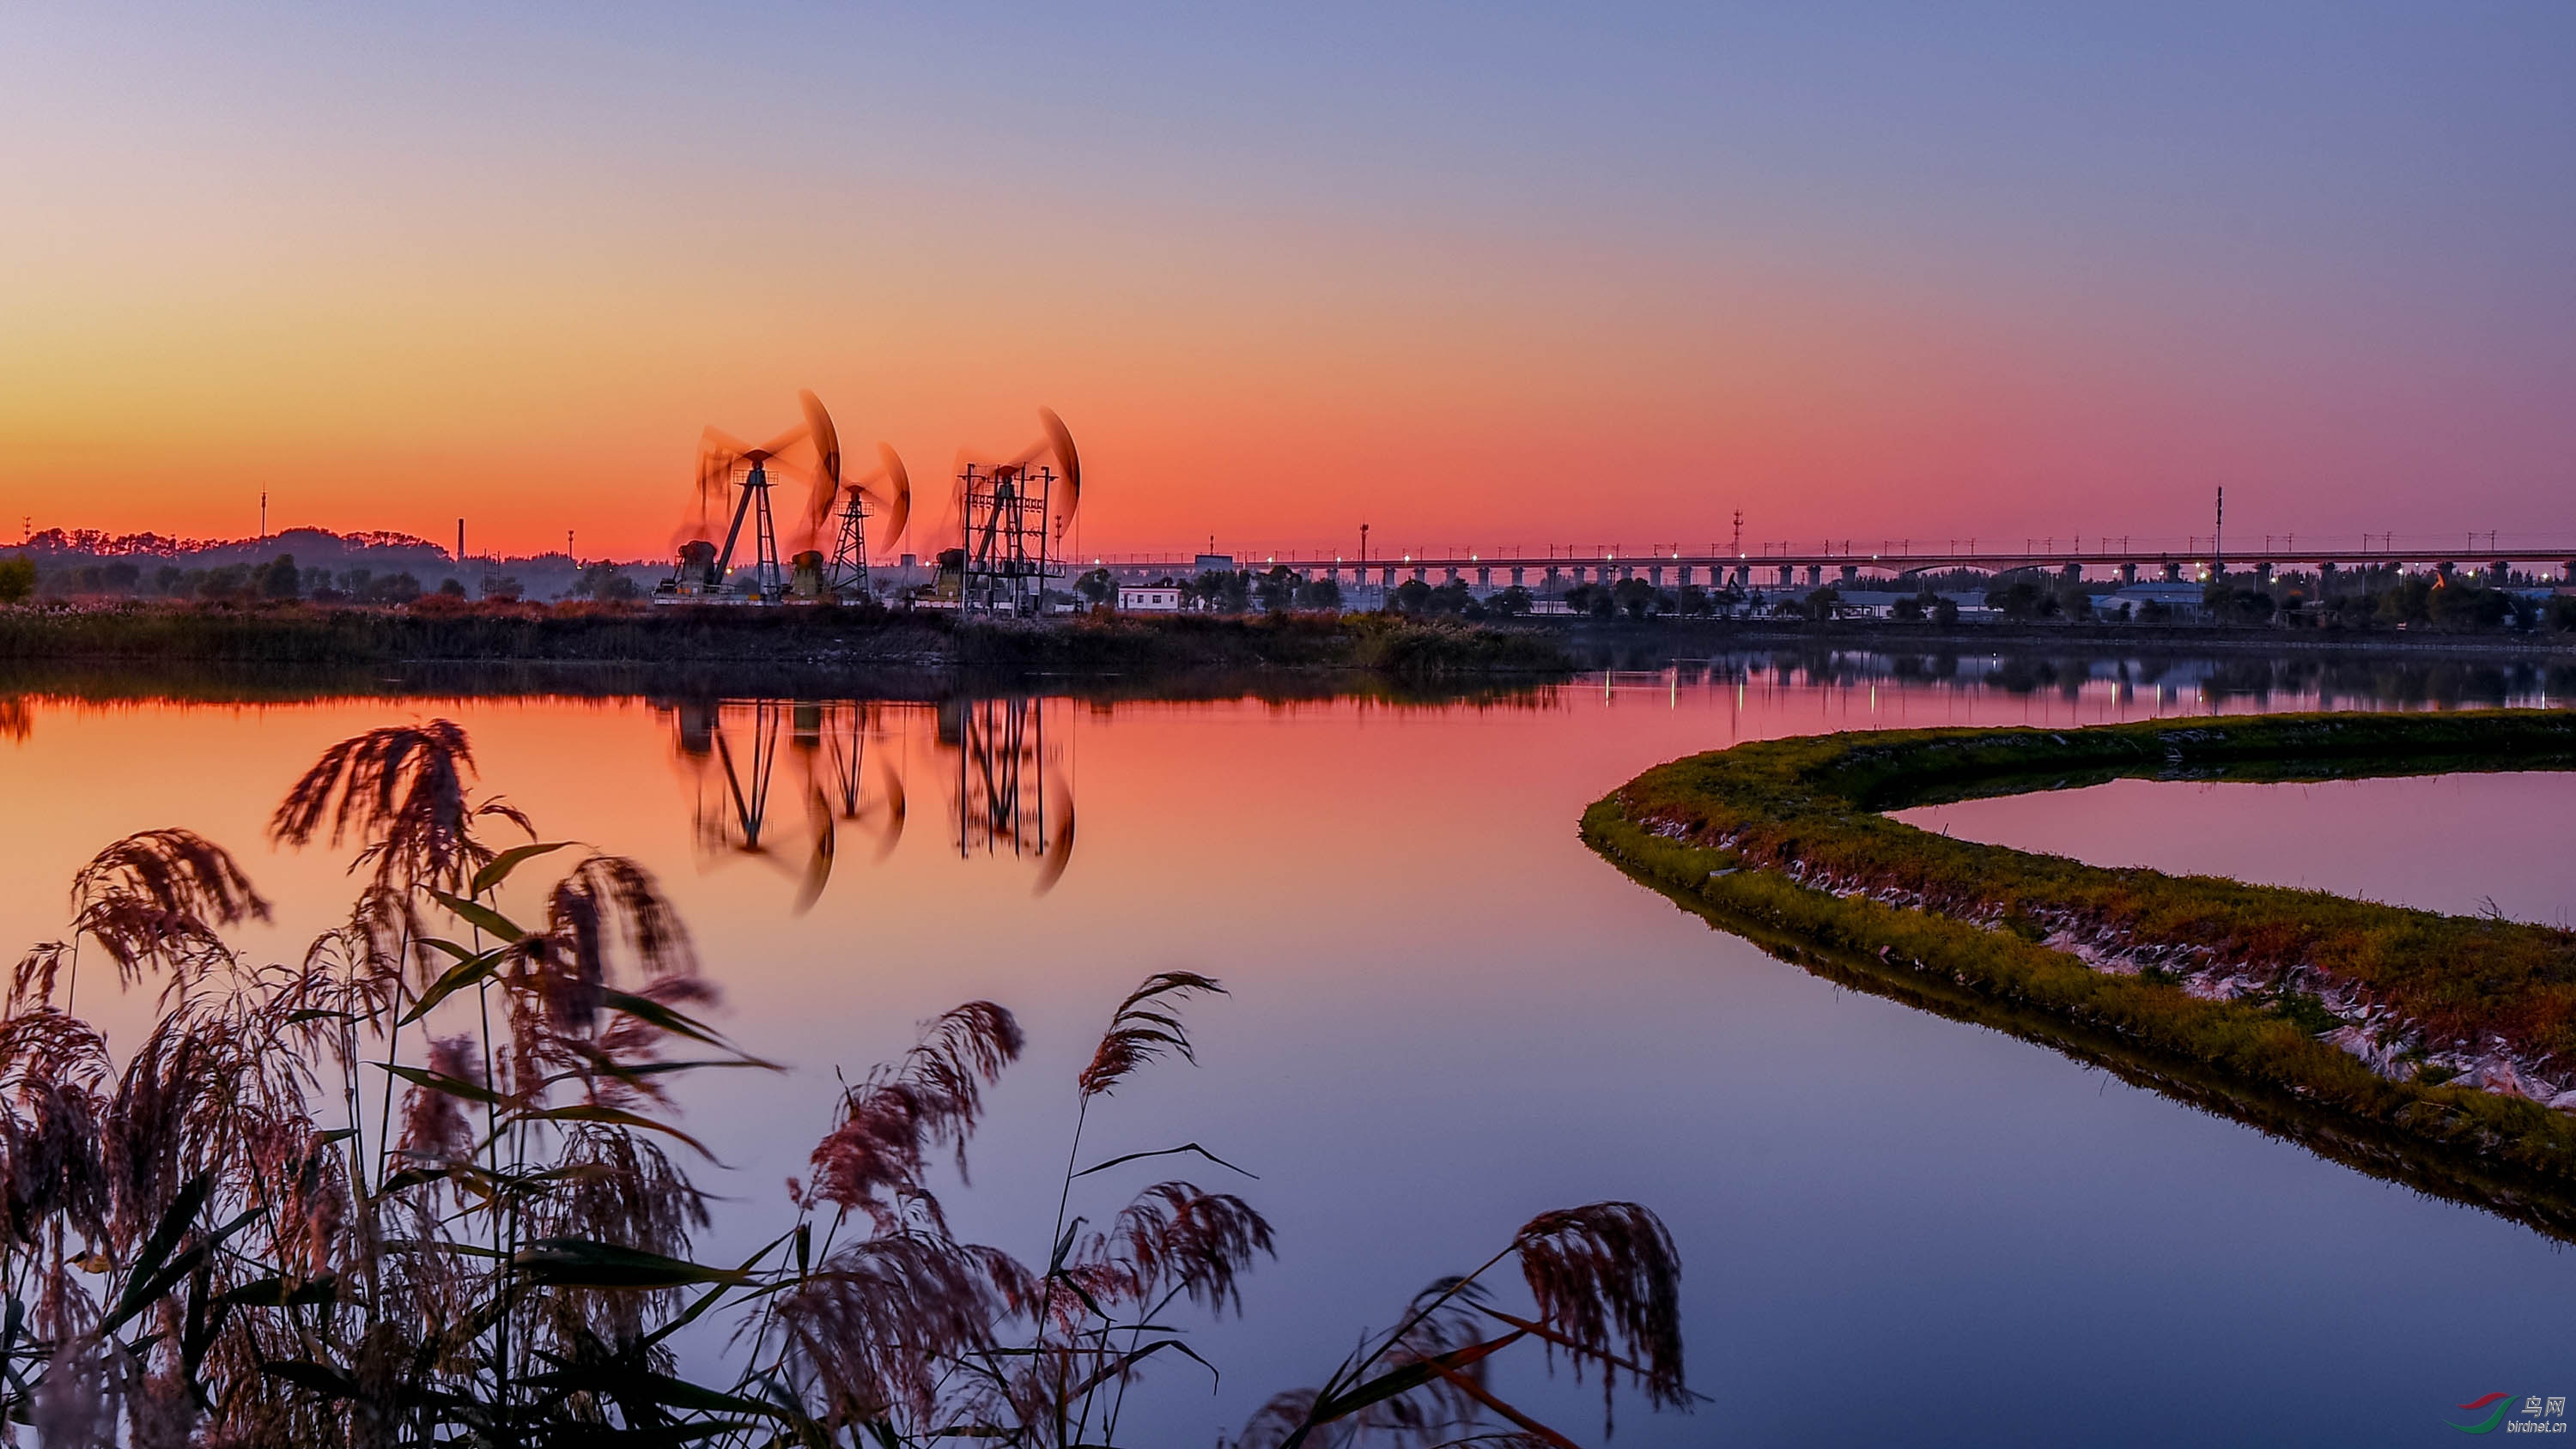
left=3, top=3, right=2571, bottom=555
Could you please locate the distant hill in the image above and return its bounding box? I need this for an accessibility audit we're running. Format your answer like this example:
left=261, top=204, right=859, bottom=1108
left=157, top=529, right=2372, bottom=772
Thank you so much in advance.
left=7, top=526, right=677, bottom=603
left=21, top=526, right=457, bottom=571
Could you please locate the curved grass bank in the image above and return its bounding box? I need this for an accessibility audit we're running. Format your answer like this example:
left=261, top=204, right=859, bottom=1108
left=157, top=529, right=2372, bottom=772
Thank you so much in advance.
left=1581, top=710, right=2576, bottom=1228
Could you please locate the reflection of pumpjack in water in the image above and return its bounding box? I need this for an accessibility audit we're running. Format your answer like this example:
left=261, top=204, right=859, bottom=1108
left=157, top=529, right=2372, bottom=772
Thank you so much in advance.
left=940, top=696, right=1076, bottom=894
left=669, top=700, right=906, bottom=913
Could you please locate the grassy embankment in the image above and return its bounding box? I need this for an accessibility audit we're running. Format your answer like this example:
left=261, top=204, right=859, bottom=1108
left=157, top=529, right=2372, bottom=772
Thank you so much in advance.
left=1582, top=710, right=2576, bottom=1226
left=0, top=600, right=1570, bottom=678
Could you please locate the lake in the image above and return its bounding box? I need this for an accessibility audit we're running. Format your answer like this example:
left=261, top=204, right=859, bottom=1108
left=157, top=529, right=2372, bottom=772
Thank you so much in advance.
left=3, top=650, right=2569, bottom=1446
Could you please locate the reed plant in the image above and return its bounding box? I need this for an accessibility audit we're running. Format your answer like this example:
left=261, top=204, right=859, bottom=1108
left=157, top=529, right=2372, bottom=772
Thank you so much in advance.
left=0, top=720, right=1682, bottom=1445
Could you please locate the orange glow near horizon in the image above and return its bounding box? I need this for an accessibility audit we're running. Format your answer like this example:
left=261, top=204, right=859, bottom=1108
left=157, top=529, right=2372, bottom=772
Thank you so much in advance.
left=4, top=9, right=2572, bottom=561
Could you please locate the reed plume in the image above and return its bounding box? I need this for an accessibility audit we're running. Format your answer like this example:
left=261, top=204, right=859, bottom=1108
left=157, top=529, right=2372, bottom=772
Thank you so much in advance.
left=1078, top=971, right=1222, bottom=1100
left=772, top=1233, right=1036, bottom=1431
left=807, top=1002, right=1024, bottom=1228
left=1064, top=1180, right=1273, bottom=1323
left=538, top=855, right=697, bottom=1033
left=66, top=828, right=268, bottom=990
left=395, top=1033, right=483, bottom=1166
left=1514, top=1202, right=1686, bottom=1414
left=1241, top=1203, right=1690, bottom=1447
left=0, top=1009, right=111, bottom=1246
left=269, top=718, right=528, bottom=888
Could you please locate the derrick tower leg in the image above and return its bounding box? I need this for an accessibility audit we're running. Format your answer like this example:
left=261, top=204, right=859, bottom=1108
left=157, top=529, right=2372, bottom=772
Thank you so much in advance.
left=829, top=497, right=870, bottom=597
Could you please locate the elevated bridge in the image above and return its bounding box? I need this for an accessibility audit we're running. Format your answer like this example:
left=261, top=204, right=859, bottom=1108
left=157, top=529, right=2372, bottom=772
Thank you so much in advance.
left=1091, top=541, right=2576, bottom=594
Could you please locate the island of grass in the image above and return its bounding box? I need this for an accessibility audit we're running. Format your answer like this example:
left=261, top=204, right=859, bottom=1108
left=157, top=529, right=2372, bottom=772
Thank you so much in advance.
left=0, top=599, right=1571, bottom=680
left=1582, top=709, right=2576, bottom=1234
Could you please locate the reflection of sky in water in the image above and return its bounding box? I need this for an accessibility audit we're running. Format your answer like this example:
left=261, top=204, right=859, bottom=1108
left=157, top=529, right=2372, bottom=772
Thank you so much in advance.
left=1899, top=773, right=2576, bottom=928
left=0, top=656, right=2569, bottom=1445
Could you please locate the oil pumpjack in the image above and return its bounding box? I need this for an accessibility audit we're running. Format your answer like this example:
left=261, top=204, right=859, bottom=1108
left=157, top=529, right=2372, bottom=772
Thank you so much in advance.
left=657, top=392, right=907, bottom=605
left=946, top=409, right=1082, bottom=615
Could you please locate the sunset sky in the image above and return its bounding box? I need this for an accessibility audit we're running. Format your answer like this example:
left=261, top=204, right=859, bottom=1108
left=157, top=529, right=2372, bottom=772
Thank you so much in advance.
left=4, top=3, right=2572, bottom=561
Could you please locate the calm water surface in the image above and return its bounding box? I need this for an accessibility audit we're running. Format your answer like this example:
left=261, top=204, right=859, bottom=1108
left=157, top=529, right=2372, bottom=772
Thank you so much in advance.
left=1899, top=773, right=2576, bottom=927
left=2, top=655, right=2568, bottom=1446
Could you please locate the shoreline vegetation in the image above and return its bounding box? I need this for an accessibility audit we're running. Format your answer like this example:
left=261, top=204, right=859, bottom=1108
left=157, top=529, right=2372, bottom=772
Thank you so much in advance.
left=1581, top=710, right=2576, bottom=1236
left=3, top=597, right=2572, bottom=685
left=0, top=600, right=1573, bottom=680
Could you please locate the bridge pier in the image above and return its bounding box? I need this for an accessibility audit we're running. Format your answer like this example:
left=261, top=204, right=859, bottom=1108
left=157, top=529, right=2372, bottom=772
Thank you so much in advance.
left=2566, top=561, right=2575, bottom=584
left=2493, top=561, right=2512, bottom=585
left=1649, top=564, right=1663, bottom=587
left=1476, top=566, right=1490, bottom=587
left=1732, top=565, right=1749, bottom=589
left=2162, top=562, right=2183, bottom=582
left=1544, top=565, right=1559, bottom=590
left=1805, top=564, right=1823, bottom=588
left=2255, top=561, right=2273, bottom=583
left=1380, top=567, right=1396, bottom=589
left=1443, top=566, right=1459, bottom=584
left=2120, top=562, right=2136, bottom=585
left=1777, top=565, right=1795, bottom=587
left=1840, top=564, right=1858, bottom=584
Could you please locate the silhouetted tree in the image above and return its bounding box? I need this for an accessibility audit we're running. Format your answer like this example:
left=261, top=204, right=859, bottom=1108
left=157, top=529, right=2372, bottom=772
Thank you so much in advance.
left=1296, top=575, right=1344, bottom=610
left=1986, top=578, right=2057, bottom=621
left=1255, top=565, right=1298, bottom=613
left=259, top=553, right=301, bottom=600
left=569, top=561, right=641, bottom=601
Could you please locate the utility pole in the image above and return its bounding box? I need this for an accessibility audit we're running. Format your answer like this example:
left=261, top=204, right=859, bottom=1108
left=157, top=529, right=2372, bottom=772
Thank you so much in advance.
left=259, top=492, right=267, bottom=543
left=1731, top=509, right=1743, bottom=555
left=2215, top=487, right=2225, bottom=573
left=457, top=518, right=465, bottom=566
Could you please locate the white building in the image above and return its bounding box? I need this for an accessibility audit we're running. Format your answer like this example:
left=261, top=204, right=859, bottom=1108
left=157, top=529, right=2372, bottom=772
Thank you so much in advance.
left=1118, top=585, right=1182, bottom=612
